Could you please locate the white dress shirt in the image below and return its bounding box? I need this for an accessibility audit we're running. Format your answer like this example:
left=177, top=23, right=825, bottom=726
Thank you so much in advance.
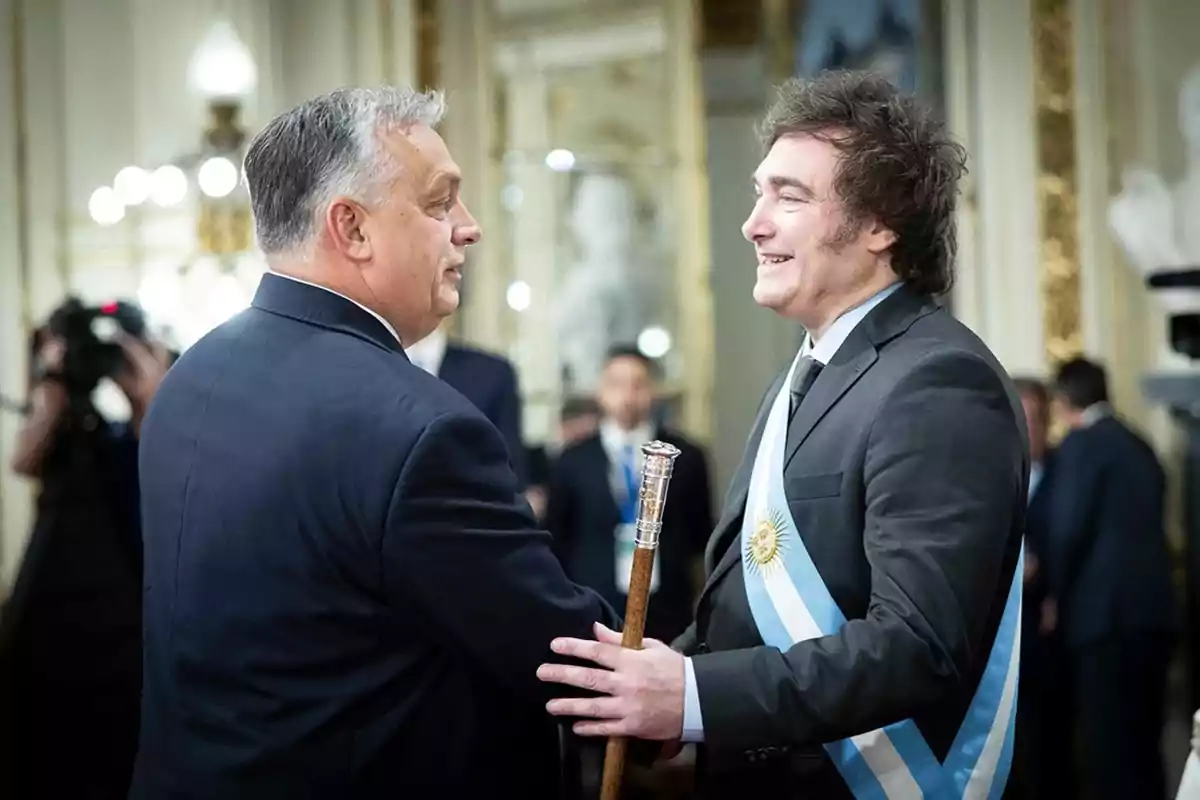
left=405, top=327, right=448, bottom=375
left=681, top=281, right=902, bottom=743
left=267, top=270, right=402, bottom=345
left=1080, top=401, right=1112, bottom=427
left=599, top=419, right=655, bottom=519
left=599, top=419, right=654, bottom=472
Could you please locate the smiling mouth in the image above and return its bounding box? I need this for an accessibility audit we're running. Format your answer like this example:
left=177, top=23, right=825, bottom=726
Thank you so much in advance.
left=758, top=255, right=793, bottom=266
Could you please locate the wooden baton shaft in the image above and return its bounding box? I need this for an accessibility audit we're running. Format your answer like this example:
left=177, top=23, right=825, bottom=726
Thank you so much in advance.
left=599, top=545, right=657, bottom=800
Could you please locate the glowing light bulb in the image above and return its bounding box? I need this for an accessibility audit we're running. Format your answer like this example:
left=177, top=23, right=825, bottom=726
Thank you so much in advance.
left=188, top=20, right=258, bottom=100
left=637, top=326, right=672, bottom=358
left=198, top=156, right=239, bottom=198
left=150, top=165, right=188, bottom=207
left=88, top=186, right=125, bottom=226
left=506, top=280, right=532, bottom=312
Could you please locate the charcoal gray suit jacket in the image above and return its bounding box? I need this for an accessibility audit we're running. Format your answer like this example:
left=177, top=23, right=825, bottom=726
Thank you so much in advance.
left=674, top=284, right=1028, bottom=797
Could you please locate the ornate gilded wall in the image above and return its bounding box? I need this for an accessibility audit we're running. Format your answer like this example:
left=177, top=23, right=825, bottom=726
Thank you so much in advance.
left=1031, top=0, right=1082, bottom=370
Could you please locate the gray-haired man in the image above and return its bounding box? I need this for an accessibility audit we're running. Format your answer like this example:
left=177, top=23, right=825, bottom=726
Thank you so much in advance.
left=132, top=87, right=617, bottom=799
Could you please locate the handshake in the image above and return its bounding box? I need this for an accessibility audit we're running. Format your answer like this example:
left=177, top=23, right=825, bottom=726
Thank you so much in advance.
left=536, top=441, right=689, bottom=796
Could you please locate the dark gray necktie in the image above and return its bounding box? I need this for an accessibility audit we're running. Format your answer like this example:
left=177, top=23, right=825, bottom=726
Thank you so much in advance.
left=789, top=356, right=823, bottom=418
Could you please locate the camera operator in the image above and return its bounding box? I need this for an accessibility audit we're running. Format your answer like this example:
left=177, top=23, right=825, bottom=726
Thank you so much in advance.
left=1, top=299, right=171, bottom=800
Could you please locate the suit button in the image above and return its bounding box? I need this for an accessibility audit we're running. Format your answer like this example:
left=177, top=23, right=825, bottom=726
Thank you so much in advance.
left=698, top=642, right=710, bottom=653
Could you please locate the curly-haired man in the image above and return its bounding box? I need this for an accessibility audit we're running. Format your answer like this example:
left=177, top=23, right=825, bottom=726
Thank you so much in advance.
left=540, top=70, right=1029, bottom=798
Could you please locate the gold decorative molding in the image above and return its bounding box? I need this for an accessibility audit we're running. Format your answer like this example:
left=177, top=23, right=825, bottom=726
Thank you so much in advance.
left=1031, top=0, right=1083, bottom=369
left=762, top=0, right=798, bottom=84
left=416, top=0, right=439, bottom=90
left=699, top=0, right=762, bottom=50
left=197, top=206, right=254, bottom=256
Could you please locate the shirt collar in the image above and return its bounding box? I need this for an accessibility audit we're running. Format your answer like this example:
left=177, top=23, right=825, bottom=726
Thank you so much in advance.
left=801, top=281, right=902, bottom=364
left=267, top=270, right=402, bottom=345
left=599, top=419, right=654, bottom=460
left=1081, top=402, right=1113, bottom=427
left=405, top=327, right=448, bottom=376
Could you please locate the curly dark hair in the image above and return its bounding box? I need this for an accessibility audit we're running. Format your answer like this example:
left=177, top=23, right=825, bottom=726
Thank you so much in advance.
left=759, top=70, right=968, bottom=296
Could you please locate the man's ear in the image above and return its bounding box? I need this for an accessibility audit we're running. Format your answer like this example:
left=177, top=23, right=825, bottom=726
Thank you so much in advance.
left=325, top=198, right=372, bottom=262
left=864, top=219, right=897, bottom=256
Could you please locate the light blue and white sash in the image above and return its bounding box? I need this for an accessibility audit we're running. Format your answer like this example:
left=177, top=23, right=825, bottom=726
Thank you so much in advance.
left=740, top=354, right=1022, bottom=799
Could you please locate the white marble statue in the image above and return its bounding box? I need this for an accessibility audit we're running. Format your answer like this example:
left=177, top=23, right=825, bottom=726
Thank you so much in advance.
left=1109, top=62, right=1200, bottom=287
left=553, top=172, right=659, bottom=391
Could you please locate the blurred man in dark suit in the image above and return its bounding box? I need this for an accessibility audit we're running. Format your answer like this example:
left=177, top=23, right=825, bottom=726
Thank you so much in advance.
left=406, top=322, right=528, bottom=488
left=546, top=346, right=714, bottom=644
left=132, top=86, right=617, bottom=800
left=1047, top=357, right=1180, bottom=800
left=1012, top=377, right=1074, bottom=799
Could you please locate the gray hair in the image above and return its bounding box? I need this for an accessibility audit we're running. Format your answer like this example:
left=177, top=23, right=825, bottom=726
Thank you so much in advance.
left=243, top=86, right=446, bottom=256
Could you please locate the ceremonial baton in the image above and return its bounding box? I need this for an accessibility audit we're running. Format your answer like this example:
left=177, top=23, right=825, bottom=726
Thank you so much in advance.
left=599, top=440, right=682, bottom=800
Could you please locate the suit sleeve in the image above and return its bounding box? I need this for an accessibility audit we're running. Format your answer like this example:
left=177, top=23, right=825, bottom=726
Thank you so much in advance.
left=382, top=409, right=619, bottom=700
left=690, top=351, right=1025, bottom=754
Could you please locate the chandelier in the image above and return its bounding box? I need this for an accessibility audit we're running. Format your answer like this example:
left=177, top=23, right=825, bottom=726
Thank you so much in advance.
left=87, top=20, right=260, bottom=348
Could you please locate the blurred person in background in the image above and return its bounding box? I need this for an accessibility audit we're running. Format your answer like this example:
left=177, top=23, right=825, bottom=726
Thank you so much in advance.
left=557, top=395, right=602, bottom=449
left=0, top=297, right=171, bottom=800
left=1012, top=376, right=1074, bottom=799
left=526, top=397, right=601, bottom=523
left=1046, top=357, right=1181, bottom=800
left=406, top=320, right=529, bottom=488
left=547, top=345, right=713, bottom=644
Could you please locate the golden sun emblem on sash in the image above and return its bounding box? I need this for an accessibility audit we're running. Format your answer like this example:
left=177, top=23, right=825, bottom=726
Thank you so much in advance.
left=746, top=508, right=789, bottom=574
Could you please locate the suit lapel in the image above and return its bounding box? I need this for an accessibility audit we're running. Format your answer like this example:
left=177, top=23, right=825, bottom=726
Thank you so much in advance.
left=782, top=345, right=877, bottom=472
left=578, top=437, right=620, bottom=512
left=783, top=286, right=942, bottom=472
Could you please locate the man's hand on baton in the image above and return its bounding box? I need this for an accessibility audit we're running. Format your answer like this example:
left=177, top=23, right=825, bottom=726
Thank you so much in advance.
left=538, top=621, right=686, bottom=740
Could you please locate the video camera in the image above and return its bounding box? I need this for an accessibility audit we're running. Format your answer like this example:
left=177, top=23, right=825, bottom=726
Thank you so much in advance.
left=1145, top=269, right=1200, bottom=361
left=43, top=297, right=147, bottom=399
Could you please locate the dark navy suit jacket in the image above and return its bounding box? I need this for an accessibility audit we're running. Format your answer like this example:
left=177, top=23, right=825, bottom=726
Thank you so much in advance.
left=437, top=343, right=528, bottom=489
left=1022, top=451, right=1056, bottom=638
left=1018, top=452, right=1059, bottom=707
left=131, top=274, right=617, bottom=799
left=1045, top=414, right=1181, bottom=649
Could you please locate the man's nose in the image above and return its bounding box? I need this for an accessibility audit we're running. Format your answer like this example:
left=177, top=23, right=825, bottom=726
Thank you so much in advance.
left=742, top=203, right=772, bottom=242
left=456, top=204, right=482, bottom=246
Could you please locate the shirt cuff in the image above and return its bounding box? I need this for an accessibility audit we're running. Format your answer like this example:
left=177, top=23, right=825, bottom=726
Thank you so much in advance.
left=681, top=656, right=705, bottom=743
